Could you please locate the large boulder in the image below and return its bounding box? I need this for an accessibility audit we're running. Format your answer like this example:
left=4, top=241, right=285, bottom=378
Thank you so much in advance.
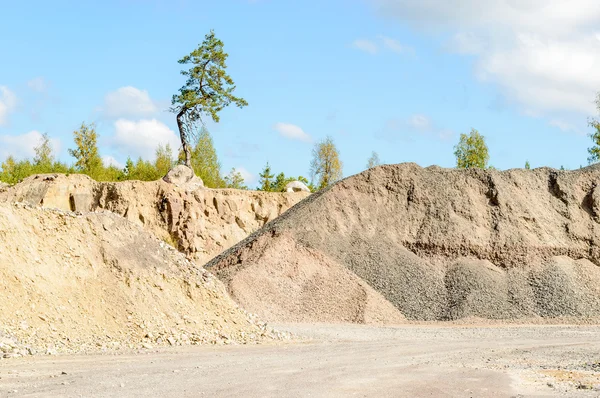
left=163, top=165, right=204, bottom=188
left=285, top=180, right=311, bottom=193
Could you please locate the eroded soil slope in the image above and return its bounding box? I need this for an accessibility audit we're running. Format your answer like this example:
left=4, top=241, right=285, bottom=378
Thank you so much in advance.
left=207, top=163, right=600, bottom=323
left=0, top=174, right=308, bottom=264
left=0, top=203, right=284, bottom=358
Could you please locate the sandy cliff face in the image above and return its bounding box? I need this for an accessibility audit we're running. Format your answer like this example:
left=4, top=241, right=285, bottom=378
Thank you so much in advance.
left=207, top=163, right=600, bottom=323
left=0, top=174, right=309, bottom=264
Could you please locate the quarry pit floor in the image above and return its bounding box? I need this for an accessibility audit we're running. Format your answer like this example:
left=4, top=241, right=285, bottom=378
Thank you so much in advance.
left=1, top=323, right=600, bottom=398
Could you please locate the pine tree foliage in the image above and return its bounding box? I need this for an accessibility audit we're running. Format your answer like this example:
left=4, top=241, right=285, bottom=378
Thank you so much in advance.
left=171, top=30, right=247, bottom=168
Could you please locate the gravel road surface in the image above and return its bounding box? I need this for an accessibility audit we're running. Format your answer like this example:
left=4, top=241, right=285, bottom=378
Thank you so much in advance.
left=1, top=324, right=599, bottom=397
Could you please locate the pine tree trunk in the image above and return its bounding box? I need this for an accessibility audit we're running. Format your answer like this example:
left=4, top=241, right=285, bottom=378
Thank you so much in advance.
left=176, top=110, right=193, bottom=169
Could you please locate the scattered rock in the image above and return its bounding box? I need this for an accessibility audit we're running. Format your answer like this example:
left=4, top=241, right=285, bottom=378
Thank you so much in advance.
left=285, top=181, right=311, bottom=193
left=162, top=165, right=202, bottom=187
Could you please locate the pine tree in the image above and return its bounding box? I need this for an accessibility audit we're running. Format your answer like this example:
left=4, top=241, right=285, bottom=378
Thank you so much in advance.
left=171, top=30, right=248, bottom=168
left=258, top=162, right=274, bottom=191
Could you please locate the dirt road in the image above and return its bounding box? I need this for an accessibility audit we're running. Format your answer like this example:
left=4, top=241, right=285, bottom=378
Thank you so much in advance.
left=1, top=324, right=599, bottom=397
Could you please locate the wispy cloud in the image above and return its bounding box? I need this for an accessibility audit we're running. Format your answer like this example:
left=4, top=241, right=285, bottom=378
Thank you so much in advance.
left=352, top=39, right=378, bottom=54
left=549, top=119, right=585, bottom=136
left=0, top=86, right=17, bottom=126
left=375, top=114, right=454, bottom=142
left=273, top=122, right=312, bottom=143
left=377, top=35, right=414, bottom=55
left=352, top=36, right=414, bottom=56
left=369, top=0, right=600, bottom=116
left=27, top=77, right=48, bottom=93
left=407, top=114, right=432, bottom=131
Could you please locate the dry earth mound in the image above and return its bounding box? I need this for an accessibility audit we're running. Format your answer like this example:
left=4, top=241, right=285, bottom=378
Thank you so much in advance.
left=0, top=174, right=308, bottom=264
left=207, top=163, right=600, bottom=323
left=0, top=203, right=286, bottom=358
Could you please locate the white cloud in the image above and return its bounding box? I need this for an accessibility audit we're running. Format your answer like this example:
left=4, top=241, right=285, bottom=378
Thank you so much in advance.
left=352, top=39, right=378, bottom=54
left=369, top=0, right=600, bottom=116
left=27, top=77, right=48, bottom=93
left=0, top=86, right=17, bottom=126
left=273, top=122, right=312, bottom=143
left=102, top=87, right=159, bottom=119
left=112, top=119, right=180, bottom=159
left=102, top=155, right=124, bottom=168
left=0, top=131, right=61, bottom=161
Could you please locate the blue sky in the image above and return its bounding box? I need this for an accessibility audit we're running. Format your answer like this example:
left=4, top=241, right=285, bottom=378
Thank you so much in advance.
left=1, top=0, right=599, bottom=186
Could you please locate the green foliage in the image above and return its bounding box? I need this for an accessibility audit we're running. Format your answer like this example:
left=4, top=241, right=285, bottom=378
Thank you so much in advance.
left=33, top=133, right=54, bottom=171
left=0, top=157, right=33, bottom=184
left=256, top=163, right=312, bottom=192
left=189, top=127, right=225, bottom=188
left=224, top=168, right=247, bottom=189
left=525, top=160, right=531, bottom=170
left=560, top=165, right=566, bottom=171
left=366, top=151, right=381, bottom=169
left=310, top=136, right=343, bottom=190
left=258, top=162, right=274, bottom=191
left=0, top=134, right=71, bottom=184
left=271, top=172, right=289, bottom=192
left=68, top=122, right=103, bottom=178
left=122, top=157, right=161, bottom=181
left=171, top=30, right=248, bottom=167
left=453, top=128, right=489, bottom=169
left=270, top=172, right=312, bottom=192
left=155, top=144, right=175, bottom=178
left=97, top=165, right=125, bottom=182
left=587, top=119, right=600, bottom=164
left=587, top=93, right=600, bottom=165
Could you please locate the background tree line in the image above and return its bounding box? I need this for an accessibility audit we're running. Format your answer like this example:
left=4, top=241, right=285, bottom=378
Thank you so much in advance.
left=0, top=122, right=246, bottom=187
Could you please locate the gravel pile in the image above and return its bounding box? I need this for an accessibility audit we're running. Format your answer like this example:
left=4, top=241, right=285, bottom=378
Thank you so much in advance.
left=207, top=163, right=600, bottom=323
left=0, top=203, right=289, bottom=358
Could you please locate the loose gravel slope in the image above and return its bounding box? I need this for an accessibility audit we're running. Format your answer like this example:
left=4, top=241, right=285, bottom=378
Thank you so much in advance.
left=207, top=163, right=600, bottom=323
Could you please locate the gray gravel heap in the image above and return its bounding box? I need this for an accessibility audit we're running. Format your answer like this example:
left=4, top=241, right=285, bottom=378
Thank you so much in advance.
left=207, top=163, right=600, bottom=322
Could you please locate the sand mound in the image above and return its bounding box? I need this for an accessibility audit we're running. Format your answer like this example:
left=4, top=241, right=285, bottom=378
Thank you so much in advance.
left=207, top=163, right=600, bottom=323
left=0, top=203, right=286, bottom=358
left=0, top=174, right=308, bottom=264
